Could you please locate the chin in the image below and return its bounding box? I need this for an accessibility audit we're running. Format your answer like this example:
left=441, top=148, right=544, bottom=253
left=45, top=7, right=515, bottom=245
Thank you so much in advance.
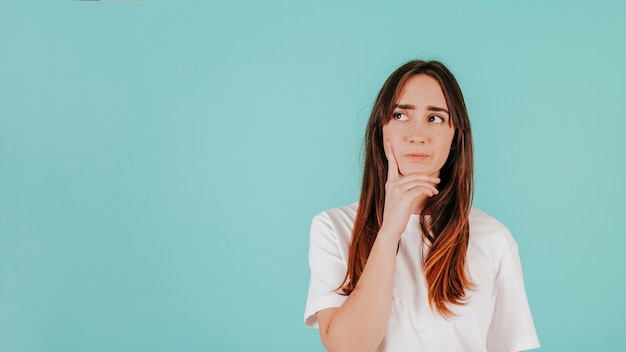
left=399, top=166, right=436, bottom=176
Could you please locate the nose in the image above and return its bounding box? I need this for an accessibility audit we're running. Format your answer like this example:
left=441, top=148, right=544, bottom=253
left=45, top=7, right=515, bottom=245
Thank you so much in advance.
left=407, top=123, right=427, bottom=144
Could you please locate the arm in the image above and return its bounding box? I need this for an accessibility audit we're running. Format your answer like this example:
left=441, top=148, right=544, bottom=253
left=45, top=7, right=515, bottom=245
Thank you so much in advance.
left=317, top=229, right=400, bottom=352
left=486, top=233, right=540, bottom=351
left=316, top=143, right=439, bottom=352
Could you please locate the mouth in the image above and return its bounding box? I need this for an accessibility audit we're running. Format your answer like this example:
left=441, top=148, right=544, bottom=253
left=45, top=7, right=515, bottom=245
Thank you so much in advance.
left=405, top=153, right=429, bottom=160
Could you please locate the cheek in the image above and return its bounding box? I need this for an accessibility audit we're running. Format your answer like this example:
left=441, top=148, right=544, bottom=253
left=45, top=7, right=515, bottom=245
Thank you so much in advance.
left=382, top=124, right=401, bottom=143
left=382, top=127, right=402, bottom=157
left=433, top=130, right=455, bottom=157
left=439, top=128, right=455, bottom=146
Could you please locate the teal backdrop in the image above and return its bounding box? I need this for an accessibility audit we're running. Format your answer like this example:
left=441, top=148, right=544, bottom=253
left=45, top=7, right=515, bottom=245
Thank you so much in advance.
left=1, top=1, right=625, bottom=351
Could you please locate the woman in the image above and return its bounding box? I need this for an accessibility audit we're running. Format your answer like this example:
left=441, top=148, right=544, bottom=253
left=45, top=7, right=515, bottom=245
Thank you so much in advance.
left=304, top=60, right=540, bottom=351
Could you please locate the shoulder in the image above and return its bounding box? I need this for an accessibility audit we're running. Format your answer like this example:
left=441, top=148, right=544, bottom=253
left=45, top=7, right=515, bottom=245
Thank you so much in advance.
left=466, top=208, right=525, bottom=288
left=312, top=202, right=359, bottom=230
left=310, top=202, right=358, bottom=244
left=468, top=208, right=519, bottom=255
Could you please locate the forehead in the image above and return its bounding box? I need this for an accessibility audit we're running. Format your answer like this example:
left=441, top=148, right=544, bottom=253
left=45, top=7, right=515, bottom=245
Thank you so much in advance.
left=396, top=74, right=447, bottom=108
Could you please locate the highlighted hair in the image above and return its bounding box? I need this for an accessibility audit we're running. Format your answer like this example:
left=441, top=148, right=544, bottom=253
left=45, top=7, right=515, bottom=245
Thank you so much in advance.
left=339, top=60, right=474, bottom=316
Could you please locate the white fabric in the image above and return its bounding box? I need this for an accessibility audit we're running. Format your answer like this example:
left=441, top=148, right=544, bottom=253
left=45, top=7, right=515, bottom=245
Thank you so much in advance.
left=304, top=202, right=540, bottom=352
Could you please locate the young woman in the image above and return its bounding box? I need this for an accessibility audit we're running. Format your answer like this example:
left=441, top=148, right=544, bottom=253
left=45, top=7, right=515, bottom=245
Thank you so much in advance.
left=304, top=60, right=540, bottom=352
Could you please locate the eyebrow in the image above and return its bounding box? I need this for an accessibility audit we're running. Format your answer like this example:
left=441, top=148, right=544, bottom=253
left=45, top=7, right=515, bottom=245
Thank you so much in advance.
left=394, top=104, right=449, bottom=114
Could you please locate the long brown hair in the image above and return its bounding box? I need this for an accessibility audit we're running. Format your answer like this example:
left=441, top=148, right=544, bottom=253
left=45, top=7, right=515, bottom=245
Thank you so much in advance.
left=339, top=60, right=474, bottom=316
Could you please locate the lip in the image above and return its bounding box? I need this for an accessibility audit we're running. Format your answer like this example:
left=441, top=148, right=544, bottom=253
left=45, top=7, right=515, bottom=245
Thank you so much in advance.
left=405, top=153, right=429, bottom=160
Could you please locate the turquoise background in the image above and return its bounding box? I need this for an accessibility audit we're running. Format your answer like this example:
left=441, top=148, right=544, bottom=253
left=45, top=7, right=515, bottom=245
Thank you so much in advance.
left=1, top=1, right=625, bottom=351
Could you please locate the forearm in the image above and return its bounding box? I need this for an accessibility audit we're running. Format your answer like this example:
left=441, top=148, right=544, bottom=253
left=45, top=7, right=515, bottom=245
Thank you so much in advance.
left=321, top=232, right=398, bottom=352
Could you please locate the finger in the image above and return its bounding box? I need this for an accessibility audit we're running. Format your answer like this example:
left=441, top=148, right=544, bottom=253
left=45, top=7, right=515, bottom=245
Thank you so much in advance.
left=395, top=173, right=440, bottom=185
left=386, top=142, right=400, bottom=180
left=396, top=179, right=439, bottom=195
left=407, top=185, right=439, bottom=198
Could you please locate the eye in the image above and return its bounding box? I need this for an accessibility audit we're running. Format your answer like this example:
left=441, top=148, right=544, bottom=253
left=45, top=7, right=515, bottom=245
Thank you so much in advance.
left=392, top=112, right=409, bottom=121
left=428, top=115, right=445, bottom=124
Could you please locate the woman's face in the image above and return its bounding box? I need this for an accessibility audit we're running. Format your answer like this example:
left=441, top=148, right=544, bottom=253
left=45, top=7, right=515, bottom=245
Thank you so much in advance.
left=382, top=74, right=455, bottom=178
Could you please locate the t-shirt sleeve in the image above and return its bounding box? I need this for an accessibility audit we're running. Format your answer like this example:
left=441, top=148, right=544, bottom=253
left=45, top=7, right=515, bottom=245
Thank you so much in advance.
left=487, top=242, right=540, bottom=351
left=303, top=213, right=349, bottom=328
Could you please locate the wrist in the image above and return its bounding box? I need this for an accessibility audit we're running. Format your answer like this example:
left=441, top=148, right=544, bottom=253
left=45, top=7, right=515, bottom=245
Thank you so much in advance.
left=376, top=226, right=403, bottom=244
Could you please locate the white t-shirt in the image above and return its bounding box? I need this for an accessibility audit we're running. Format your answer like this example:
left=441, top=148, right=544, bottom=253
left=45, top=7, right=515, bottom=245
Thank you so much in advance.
left=304, top=203, right=540, bottom=352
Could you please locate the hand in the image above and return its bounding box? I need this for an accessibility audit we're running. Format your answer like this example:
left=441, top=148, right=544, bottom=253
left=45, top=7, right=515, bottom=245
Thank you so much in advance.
left=379, top=142, right=440, bottom=239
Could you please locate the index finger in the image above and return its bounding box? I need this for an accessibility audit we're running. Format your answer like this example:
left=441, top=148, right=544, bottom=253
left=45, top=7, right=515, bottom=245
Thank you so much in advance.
left=385, top=142, right=400, bottom=180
